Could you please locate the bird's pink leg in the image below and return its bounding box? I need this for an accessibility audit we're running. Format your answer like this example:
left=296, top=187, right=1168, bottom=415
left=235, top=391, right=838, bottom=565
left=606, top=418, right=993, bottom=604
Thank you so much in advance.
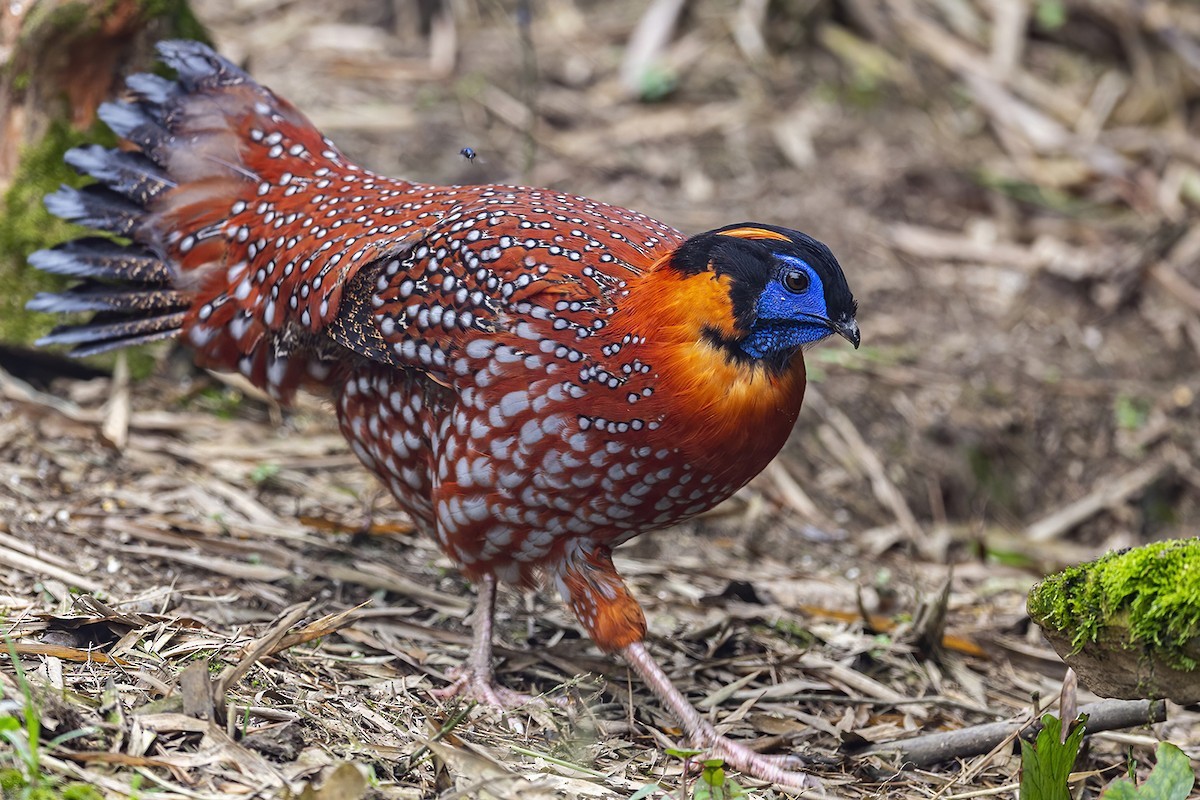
left=620, top=641, right=820, bottom=790
left=432, top=573, right=560, bottom=708
left=557, top=546, right=818, bottom=789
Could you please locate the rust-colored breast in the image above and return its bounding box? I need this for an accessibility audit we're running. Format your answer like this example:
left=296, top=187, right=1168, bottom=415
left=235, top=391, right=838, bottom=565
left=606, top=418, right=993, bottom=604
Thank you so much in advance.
left=152, top=73, right=809, bottom=598
left=335, top=200, right=807, bottom=590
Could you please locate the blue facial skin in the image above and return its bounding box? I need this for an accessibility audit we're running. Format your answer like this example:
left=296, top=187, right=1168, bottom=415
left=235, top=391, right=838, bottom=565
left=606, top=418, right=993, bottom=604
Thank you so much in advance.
left=740, top=255, right=833, bottom=360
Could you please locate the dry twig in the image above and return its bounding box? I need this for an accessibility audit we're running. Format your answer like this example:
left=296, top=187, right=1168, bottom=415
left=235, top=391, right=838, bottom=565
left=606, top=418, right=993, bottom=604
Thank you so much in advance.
left=853, top=699, right=1167, bottom=768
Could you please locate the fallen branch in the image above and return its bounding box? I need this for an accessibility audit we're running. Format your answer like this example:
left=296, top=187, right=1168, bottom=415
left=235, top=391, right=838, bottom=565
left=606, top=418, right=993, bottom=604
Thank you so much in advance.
left=214, top=601, right=315, bottom=700
left=1025, top=459, right=1172, bottom=542
left=851, top=698, right=1166, bottom=768
left=0, top=541, right=105, bottom=594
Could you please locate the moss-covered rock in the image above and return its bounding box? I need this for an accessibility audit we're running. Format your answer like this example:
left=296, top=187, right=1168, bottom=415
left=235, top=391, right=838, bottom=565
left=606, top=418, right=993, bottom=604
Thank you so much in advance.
left=1027, top=538, right=1200, bottom=703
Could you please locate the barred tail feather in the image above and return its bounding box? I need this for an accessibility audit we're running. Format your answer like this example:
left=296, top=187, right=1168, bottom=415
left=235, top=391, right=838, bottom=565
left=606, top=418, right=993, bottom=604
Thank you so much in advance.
left=28, top=239, right=169, bottom=284
left=63, top=145, right=175, bottom=206
left=43, top=184, right=143, bottom=237
left=27, top=39, right=363, bottom=400
left=28, top=237, right=187, bottom=356
left=27, top=285, right=190, bottom=315
left=36, top=313, right=189, bottom=357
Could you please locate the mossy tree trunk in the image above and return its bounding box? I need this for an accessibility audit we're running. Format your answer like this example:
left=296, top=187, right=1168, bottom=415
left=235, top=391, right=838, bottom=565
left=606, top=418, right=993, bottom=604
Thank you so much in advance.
left=0, top=0, right=208, bottom=347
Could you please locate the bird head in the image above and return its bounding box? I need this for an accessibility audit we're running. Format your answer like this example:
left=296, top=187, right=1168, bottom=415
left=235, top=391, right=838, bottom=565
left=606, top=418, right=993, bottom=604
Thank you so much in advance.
left=665, top=223, right=859, bottom=373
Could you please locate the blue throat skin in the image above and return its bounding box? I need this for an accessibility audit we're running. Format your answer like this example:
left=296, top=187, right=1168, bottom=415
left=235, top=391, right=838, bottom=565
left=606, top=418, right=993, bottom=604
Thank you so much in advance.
left=740, top=255, right=833, bottom=360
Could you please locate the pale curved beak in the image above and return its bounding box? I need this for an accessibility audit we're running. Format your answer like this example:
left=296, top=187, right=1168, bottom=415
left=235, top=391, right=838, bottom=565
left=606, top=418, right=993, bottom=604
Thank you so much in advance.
left=833, top=317, right=860, bottom=349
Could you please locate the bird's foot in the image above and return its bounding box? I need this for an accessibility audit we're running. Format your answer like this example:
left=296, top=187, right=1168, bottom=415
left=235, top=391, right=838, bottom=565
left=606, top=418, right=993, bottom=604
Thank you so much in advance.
left=432, top=666, right=566, bottom=710
left=620, top=641, right=819, bottom=790
left=690, top=729, right=821, bottom=790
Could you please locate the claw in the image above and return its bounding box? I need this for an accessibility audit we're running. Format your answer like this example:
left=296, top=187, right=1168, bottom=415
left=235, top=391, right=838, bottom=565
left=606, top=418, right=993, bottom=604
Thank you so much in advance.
left=432, top=665, right=565, bottom=709
left=694, top=729, right=822, bottom=790
left=432, top=574, right=567, bottom=712
left=622, top=640, right=821, bottom=790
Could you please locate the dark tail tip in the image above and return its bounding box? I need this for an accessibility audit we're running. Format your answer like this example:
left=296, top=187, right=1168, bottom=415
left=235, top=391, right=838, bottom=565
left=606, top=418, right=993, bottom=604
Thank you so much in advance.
left=156, top=40, right=250, bottom=90
left=44, top=184, right=142, bottom=237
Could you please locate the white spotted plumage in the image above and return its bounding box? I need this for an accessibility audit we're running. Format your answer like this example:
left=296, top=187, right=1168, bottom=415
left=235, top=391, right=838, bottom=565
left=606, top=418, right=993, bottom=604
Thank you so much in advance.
left=33, top=50, right=857, bottom=784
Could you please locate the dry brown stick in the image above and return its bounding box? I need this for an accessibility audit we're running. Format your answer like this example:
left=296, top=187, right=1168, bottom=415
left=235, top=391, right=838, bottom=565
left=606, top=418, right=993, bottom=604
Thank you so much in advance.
left=853, top=699, right=1166, bottom=768
left=763, top=461, right=822, bottom=522
left=890, top=0, right=1084, bottom=123
left=266, top=603, right=370, bottom=655
left=100, top=351, right=130, bottom=451
left=213, top=600, right=314, bottom=699
left=0, top=364, right=91, bottom=423
left=1026, top=459, right=1171, bottom=542
left=809, top=391, right=923, bottom=545
left=1150, top=262, right=1200, bottom=313
left=0, top=541, right=105, bottom=594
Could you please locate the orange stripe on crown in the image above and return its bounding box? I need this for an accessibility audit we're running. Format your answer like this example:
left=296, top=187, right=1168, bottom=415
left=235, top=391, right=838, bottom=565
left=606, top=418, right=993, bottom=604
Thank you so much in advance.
left=716, top=226, right=791, bottom=243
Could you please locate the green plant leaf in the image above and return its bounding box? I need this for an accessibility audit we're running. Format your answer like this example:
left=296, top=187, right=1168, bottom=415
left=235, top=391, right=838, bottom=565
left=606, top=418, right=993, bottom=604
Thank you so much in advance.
left=250, top=462, right=281, bottom=483
left=663, top=747, right=704, bottom=759
left=1100, top=742, right=1196, bottom=800
left=692, top=758, right=750, bottom=800
left=46, top=727, right=95, bottom=749
left=0, top=728, right=33, bottom=774
left=628, top=784, right=663, bottom=800
left=1034, top=0, right=1067, bottom=31
left=1019, top=713, right=1088, bottom=800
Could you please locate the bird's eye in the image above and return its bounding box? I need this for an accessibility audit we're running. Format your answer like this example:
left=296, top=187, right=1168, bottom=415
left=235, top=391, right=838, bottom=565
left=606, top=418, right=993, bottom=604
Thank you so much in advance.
left=782, top=269, right=810, bottom=293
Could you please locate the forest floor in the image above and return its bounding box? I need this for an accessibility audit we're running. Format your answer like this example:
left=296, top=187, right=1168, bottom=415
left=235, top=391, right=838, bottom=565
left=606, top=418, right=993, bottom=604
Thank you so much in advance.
left=1, top=0, right=1199, bottom=798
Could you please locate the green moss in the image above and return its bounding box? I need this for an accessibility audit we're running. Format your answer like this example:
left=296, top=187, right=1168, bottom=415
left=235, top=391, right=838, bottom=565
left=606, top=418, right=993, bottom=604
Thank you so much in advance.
left=1028, top=538, right=1200, bottom=670
left=183, top=386, right=247, bottom=419
left=0, top=768, right=24, bottom=792
left=0, top=118, right=115, bottom=345
left=1114, top=394, right=1150, bottom=431
left=0, top=770, right=102, bottom=800
left=18, top=1, right=95, bottom=46
left=766, top=618, right=815, bottom=647
left=60, top=783, right=103, bottom=800
left=136, top=0, right=211, bottom=45
left=20, top=0, right=209, bottom=48
left=1034, top=0, right=1068, bottom=31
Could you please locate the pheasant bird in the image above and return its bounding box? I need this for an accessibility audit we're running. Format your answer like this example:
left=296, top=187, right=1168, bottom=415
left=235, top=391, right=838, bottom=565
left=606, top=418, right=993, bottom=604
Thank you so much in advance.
left=29, top=42, right=858, bottom=788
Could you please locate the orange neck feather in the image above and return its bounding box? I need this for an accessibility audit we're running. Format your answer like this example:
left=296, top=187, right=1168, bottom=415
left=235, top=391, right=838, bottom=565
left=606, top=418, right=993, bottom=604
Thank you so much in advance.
left=613, top=260, right=808, bottom=480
